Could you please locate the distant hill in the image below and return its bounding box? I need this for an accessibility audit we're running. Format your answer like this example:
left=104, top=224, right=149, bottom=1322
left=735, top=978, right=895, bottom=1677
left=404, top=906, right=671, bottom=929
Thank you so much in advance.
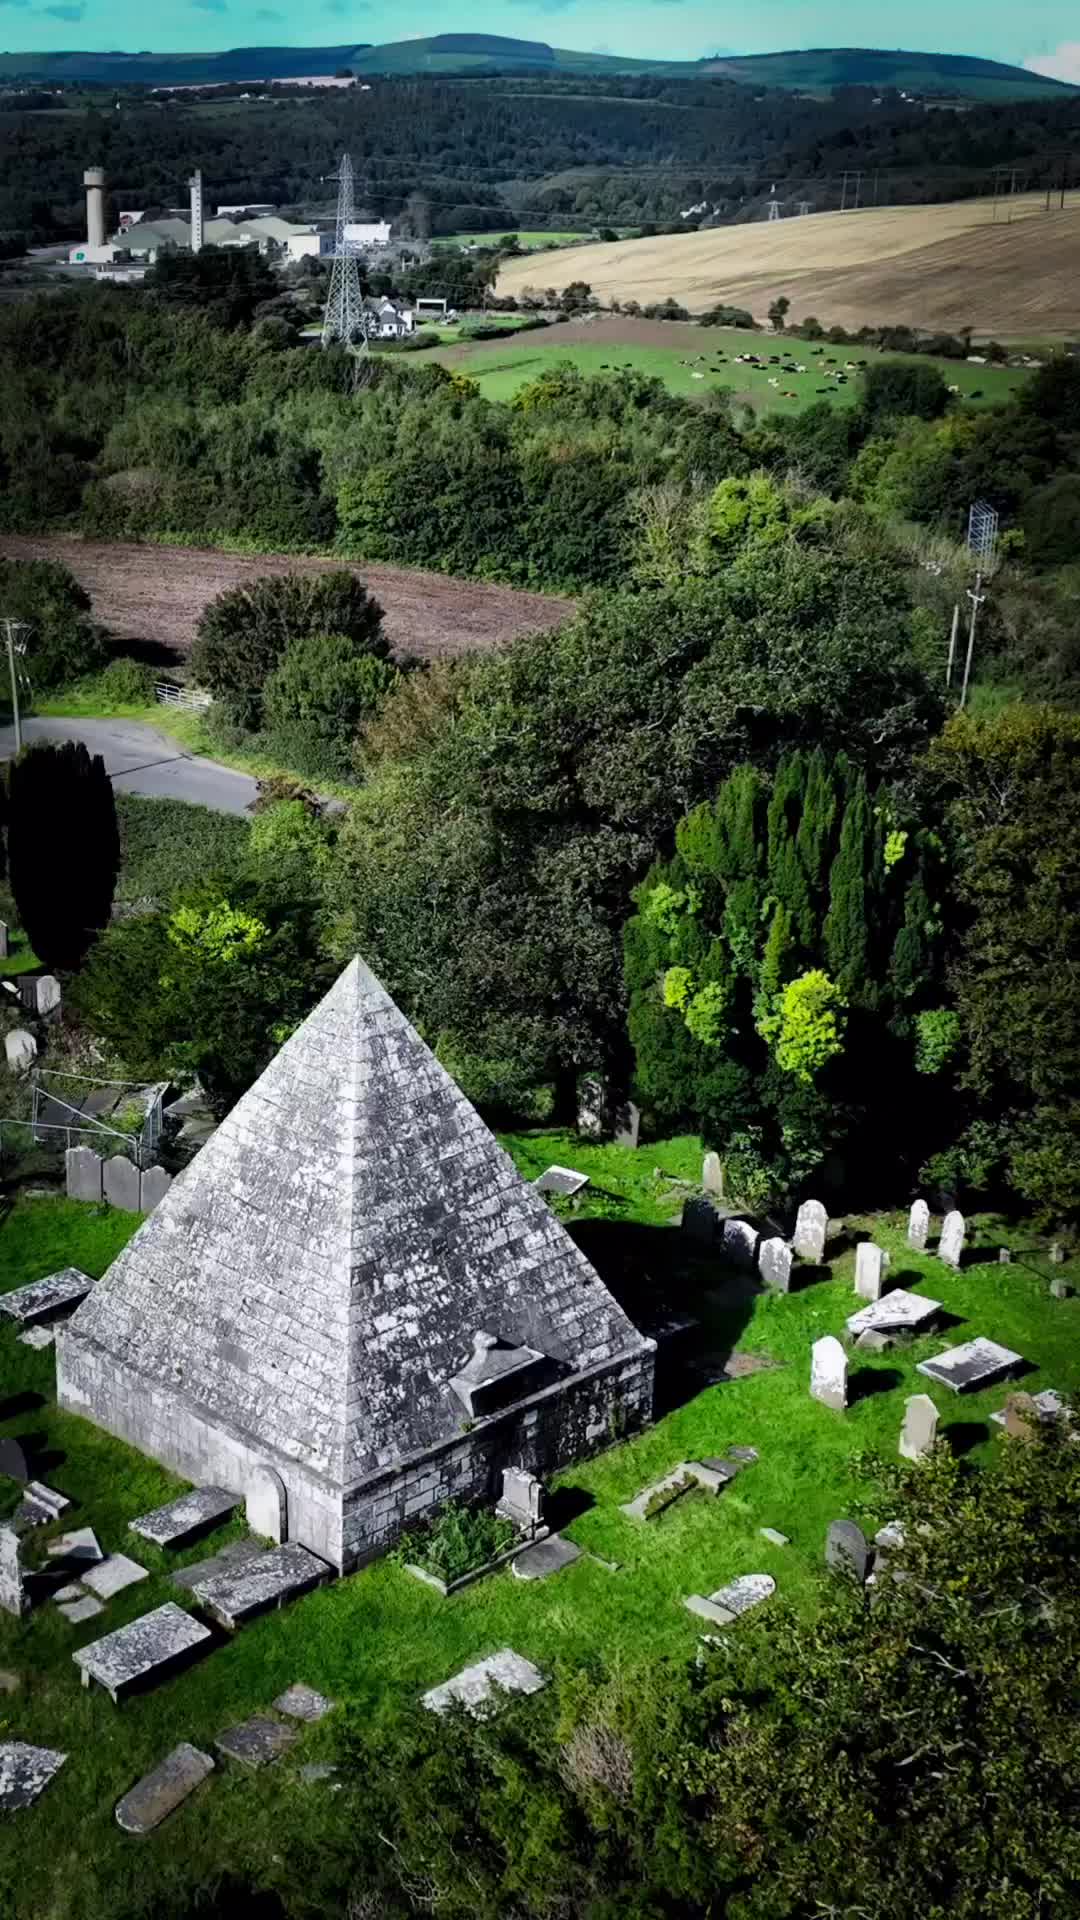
left=0, top=37, right=1072, bottom=99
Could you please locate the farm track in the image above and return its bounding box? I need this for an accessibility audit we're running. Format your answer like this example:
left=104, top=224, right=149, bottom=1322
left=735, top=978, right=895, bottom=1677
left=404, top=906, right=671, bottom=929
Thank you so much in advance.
left=0, top=534, right=574, bottom=662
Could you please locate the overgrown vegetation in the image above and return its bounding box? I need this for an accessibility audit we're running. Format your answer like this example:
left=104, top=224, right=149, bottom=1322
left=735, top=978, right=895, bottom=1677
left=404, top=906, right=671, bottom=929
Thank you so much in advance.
left=394, top=1500, right=518, bottom=1584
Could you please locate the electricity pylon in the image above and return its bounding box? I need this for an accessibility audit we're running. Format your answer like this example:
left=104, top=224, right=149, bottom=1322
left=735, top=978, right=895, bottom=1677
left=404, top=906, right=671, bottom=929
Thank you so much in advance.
left=322, top=152, right=366, bottom=351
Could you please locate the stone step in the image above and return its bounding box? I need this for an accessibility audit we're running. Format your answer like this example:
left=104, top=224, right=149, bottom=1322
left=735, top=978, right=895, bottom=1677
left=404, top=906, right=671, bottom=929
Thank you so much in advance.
left=190, top=1542, right=331, bottom=1630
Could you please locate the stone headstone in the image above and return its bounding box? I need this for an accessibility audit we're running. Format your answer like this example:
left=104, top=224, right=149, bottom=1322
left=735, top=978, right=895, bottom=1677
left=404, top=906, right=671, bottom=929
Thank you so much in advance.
left=102, top=1154, right=142, bottom=1212
left=760, top=1527, right=789, bottom=1547
left=854, top=1242, right=891, bottom=1303
left=826, top=1520, right=869, bottom=1583
left=65, top=1146, right=103, bottom=1204
left=0, top=1527, right=26, bottom=1619
left=846, top=1289, right=942, bottom=1340
left=576, top=1073, right=608, bottom=1141
left=73, top=1602, right=212, bottom=1703
left=613, top=1101, right=641, bottom=1150
left=810, top=1335, right=847, bottom=1411
left=215, top=1715, right=298, bottom=1770
left=1002, top=1392, right=1042, bottom=1441
left=938, top=1209, right=966, bottom=1269
left=708, top=1572, right=775, bottom=1618
left=171, top=1539, right=264, bottom=1593
left=721, top=1217, right=759, bottom=1270
left=999, top=1247, right=1012, bottom=1265
left=130, top=1485, right=241, bottom=1550
left=534, top=1165, right=589, bottom=1199
left=758, top=1236, right=793, bottom=1293
left=702, top=1151, right=724, bottom=1198
left=0, top=920, right=7, bottom=958
left=793, top=1199, right=827, bottom=1265
left=498, top=1467, right=545, bottom=1531
left=0, top=1265, right=94, bottom=1327
left=18, top=974, right=61, bottom=1019
left=139, top=1165, right=172, bottom=1213
left=899, top=1392, right=938, bottom=1461
left=115, top=1743, right=214, bottom=1833
left=4, top=1029, right=36, bottom=1073
left=0, top=1742, right=67, bottom=1812
left=907, top=1199, right=930, bottom=1250
left=0, top=1437, right=30, bottom=1484
left=422, top=1648, right=548, bottom=1717
left=1049, top=1242, right=1066, bottom=1265
left=991, top=1388, right=1065, bottom=1430
left=1050, top=1278, right=1073, bottom=1301
left=15, top=1481, right=70, bottom=1529
left=245, top=1464, right=287, bottom=1543
left=273, top=1682, right=335, bottom=1723
left=46, top=1527, right=103, bottom=1567
left=190, top=1541, right=329, bottom=1631
left=681, top=1195, right=718, bottom=1244
left=82, top=1553, right=150, bottom=1600
left=917, top=1337, right=1023, bottom=1394
left=512, top=1535, right=581, bottom=1580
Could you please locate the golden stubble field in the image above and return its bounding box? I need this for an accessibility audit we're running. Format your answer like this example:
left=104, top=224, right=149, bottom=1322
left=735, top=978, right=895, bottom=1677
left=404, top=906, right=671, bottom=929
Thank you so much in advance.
left=498, top=196, right=1080, bottom=337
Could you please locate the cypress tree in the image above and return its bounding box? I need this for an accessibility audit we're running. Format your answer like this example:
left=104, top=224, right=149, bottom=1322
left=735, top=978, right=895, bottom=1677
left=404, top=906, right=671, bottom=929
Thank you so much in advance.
left=823, top=772, right=874, bottom=1004
left=772, top=834, right=815, bottom=950
left=757, top=902, right=794, bottom=1023
left=796, top=748, right=838, bottom=917
left=7, top=741, right=120, bottom=969
left=766, top=751, right=806, bottom=890
left=889, top=867, right=936, bottom=1004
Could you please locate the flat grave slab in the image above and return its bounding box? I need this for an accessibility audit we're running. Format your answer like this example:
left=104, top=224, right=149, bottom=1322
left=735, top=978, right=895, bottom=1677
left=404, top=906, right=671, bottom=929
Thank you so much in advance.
left=58, top=1595, right=104, bottom=1625
left=73, top=1602, right=212, bottom=1703
left=0, top=1742, right=67, bottom=1812
left=423, top=1648, right=548, bottom=1718
left=917, top=1338, right=1024, bottom=1394
left=46, top=1528, right=102, bottom=1568
left=17, top=1326, right=54, bottom=1351
left=115, top=1742, right=214, bottom=1833
left=82, top=1554, right=150, bottom=1601
left=708, top=1573, right=775, bottom=1619
left=846, top=1289, right=943, bottom=1339
left=760, top=1528, right=790, bottom=1547
left=215, top=1715, right=299, bottom=1770
left=0, top=1267, right=93, bottom=1328
left=273, top=1683, right=335, bottom=1723
left=190, top=1541, right=330, bottom=1630
left=512, top=1535, right=582, bottom=1581
left=14, top=1483, right=70, bottom=1529
left=171, top=1538, right=264, bottom=1592
left=534, top=1165, right=590, bottom=1199
left=990, top=1388, right=1065, bottom=1427
left=684, top=1593, right=736, bottom=1626
left=130, top=1486, right=242, bottom=1551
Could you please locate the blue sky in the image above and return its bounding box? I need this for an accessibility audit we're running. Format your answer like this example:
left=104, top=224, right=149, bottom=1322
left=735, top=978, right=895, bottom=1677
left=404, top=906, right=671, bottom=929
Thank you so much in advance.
left=2, top=0, right=1078, bottom=85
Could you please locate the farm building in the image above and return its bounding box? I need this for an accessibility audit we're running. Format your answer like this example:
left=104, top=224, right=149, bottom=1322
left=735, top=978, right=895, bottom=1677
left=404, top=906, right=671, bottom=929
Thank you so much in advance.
left=57, top=958, right=655, bottom=1572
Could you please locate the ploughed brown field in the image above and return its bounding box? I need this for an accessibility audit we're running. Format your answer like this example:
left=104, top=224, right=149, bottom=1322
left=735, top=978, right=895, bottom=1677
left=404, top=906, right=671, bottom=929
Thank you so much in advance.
left=498, top=197, right=1080, bottom=337
left=0, top=535, right=573, bottom=662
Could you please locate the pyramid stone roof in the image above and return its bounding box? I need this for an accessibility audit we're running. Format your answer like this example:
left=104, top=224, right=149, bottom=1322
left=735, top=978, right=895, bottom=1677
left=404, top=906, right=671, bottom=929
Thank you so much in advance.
left=68, top=959, right=647, bottom=1489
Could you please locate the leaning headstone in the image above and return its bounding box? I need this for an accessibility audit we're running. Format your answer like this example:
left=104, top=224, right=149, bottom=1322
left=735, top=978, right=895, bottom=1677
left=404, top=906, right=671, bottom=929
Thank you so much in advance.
left=613, top=1101, right=641, bottom=1150
left=702, top=1152, right=724, bottom=1198
left=102, top=1155, right=142, bottom=1212
left=66, top=1146, right=103, bottom=1204
left=793, top=1199, right=827, bottom=1265
left=245, top=1464, right=287, bottom=1543
left=681, top=1195, right=718, bottom=1244
left=4, top=1029, right=36, bottom=1072
left=139, top=1164, right=172, bottom=1213
left=0, top=1743, right=67, bottom=1812
left=846, top=1289, right=942, bottom=1340
left=0, top=1437, right=30, bottom=1484
left=533, top=1165, right=589, bottom=1200
left=15, top=1482, right=70, bottom=1529
left=0, top=1527, right=26, bottom=1619
left=46, top=1527, right=102, bottom=1567
left=810, top=1335, right=847, bottom=1411
left=73, top=1603, right=212, bottom=1703
left=854, top=1243, right=891, bottom=1303
left=760, top=1527, right=789, bottom=1547
left=115, top=1743, right=214, bottom=1833
left=215, top=1716, right=298, bottom=1770
left=899, top=1392, right=938, bottom=1461
left=825, top=1520, right=869, bottom=1584
left=422, top=1648, right=547, bottom=1718
left=907, top=1199, right=930, bottom=1250
left=938, top=1210, right=966, bottom=1269
left=758, top=1236, right=793, bottom=1293
left=721, top=1217, right=759, bottom=1270
left=130, top=1485, right=241, bottom=1551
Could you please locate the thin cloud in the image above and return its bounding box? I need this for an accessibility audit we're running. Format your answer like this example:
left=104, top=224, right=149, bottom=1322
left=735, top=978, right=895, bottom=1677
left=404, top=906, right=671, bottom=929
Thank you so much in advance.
left=43, top=2, right=85, bottom=15
left=190, top=0, right=228, bottom=10
left=1025, top=42, right=1080, bottom=83
left=255, top=5, right=284, bottom=15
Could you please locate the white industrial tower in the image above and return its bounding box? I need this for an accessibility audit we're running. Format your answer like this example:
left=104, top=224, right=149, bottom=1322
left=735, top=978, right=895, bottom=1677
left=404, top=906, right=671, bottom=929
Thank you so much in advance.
left=322, top=152, right=366, bottom=351
left=188, top=169, right=204, bottom=254
left=84, top=167, right=107, bottom=248
left=767, top=184, right=781, bottom=222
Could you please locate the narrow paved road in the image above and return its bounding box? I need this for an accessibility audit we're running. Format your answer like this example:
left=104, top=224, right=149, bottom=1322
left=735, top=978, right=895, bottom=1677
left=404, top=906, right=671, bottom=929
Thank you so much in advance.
left=0, top=717, right=258, bottom=815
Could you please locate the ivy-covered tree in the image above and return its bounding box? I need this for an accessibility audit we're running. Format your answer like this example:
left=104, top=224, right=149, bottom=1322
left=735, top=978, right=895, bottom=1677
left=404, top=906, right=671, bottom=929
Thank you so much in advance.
left=6, top=740, right=119, bottom=968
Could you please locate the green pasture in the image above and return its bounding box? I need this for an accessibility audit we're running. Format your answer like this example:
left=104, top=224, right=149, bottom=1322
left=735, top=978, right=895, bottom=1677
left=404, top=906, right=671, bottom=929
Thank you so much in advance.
left=431, top=230, right=590, bottom=251
left=1, top=1144, right=1077, bottom=1917
left=414, top=327, right=1030, bottom=415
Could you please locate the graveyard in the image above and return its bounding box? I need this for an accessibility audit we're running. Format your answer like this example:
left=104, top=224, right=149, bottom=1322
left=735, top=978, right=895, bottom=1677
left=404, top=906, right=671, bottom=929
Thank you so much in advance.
left=1, top=1139, right=1078, bottom=1918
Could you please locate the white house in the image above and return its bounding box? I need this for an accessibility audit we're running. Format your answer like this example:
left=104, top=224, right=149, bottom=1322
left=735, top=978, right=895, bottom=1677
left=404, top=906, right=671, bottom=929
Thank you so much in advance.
left=361, top=297, right=416, bottom=340
left=345, top=220, right=393, bottom=250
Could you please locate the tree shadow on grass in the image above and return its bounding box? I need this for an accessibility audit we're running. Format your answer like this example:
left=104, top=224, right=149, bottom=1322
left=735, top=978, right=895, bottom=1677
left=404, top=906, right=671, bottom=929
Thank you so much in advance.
left=848, top=1367, right=904, bottom=1404
left=0, top=1391, right=45, bottom=1422
left=944, top=1419, right=991, bottom=1456
left=790, top=1262, right=832, bottom=1293
left=545, top=1484, right=596, bottom=1531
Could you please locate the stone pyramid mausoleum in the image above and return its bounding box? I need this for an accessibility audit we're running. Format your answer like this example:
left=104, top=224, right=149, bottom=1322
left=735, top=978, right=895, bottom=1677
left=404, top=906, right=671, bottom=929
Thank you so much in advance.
left=58, top=959, right=655, bottom=1570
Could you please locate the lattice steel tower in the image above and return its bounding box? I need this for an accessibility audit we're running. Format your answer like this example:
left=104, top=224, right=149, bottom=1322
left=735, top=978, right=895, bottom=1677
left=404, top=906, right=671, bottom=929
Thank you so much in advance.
left=322, top=152, right=365, bottom=351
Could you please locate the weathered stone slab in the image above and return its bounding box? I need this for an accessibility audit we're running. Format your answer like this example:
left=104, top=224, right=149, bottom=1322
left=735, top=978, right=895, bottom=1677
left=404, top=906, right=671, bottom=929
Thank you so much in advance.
left=0, top=1527, right=26, bottom=1618
left=721, top=1217, right=759, bottom=1270
left=620, top=1465, right=698, bottom=1521
left=684, top=1593, right=735, bottom=1626
left=4, top=1029, right=37, bottom=1072
left=854, top=1243, right=891, bottom=1303
left=938, top=1209, right=966, bottom=1269
left=534, top=1165, right=589, bottom=1199
left=613, top=1101, right=640, bottom=1150
left=846, top=1289, right=943, bottom=1338
left=0, top=1742, right=67, bottom=1811
left=15, top=1482, right=70, bottom=1529
left=512, top=1535, right=582, bottom=1581
left=190, top=1541, right=330, bottom=1630
left=793, top=1199, right=827, bottom=1265
left=423, top=1648, right=548, bottom=1717
left=115, top=1742, right=214, bottom=1833
left=19, top=974, right=61, bottom=1019
left=73, top=1602, right=212, bottom=1703
left=758, top=1236, right=793, bottom=1292
left=497, top=1467, right=545, bottom=1533
left=708, top=1572, right=775, bottom=1617
left=810, top=1335, right=847, bottom=1411
left=990, top=1388, right=1065, bottom=1429
left=760, top=1527, right=790, bottom=1547
left=917, top=1338, right=1023, bottom=1395
left=102, top=1155, right=142, bottom=1212
left=299, top=1762, right=340, bottom=1786
left=826, top=1520, right=869, bottom=1583
left=130, top=1486, right=241, bottom=1551
left=681, top=1195, right=719, bottom=1243
left=0, top=1267, right=93, bottom=1327
left=1050, top=1278, right=1073, bottom=1300
left=245, top=1465, right=287, bottom=1544
left=171, top=1539, right=264, bottom=1593
left=82, top=1554, right=150, bottom=1600
left=17, top=1325, right=54, bottom=1350
left=66, top=1146, right=103, bottom=1205
left=702, top=1151, right=724, bottom=1197
left=273, top=1683, right=335, bottom=1723
left=53, top=1584, right=85, bottom=1603
left=58, top=1595, right=105, bottom=1624
left=46, top=1527, right=102, bottom=1567
left=907, top=1199, right=930, bottom=1250
left=138, top=1166, right=172, bottom=1214
left=687, top=1457, right=740, bottom=1491
left=0, top=1437, right=30, bottom=1483
left=215, top=1715, right=298, bottom=1770
left=899, top=1392, right=939, bottom=1461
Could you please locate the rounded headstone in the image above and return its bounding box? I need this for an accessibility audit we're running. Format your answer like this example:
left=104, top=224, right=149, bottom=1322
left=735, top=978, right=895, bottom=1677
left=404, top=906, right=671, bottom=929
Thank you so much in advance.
left=102, top=1154, right=142, bottom=1212
left=245, top=1465, right=287, bottom=1543
left=810, top=1334, right=847, bottom=1411
left=854, top=1242, right=890, bottom=1302
left=139, top=1165, right=172, bottom=1213
left=702, top=1151, right=724, bottom=1197
left=825, top=1519, right=869, bottom=1583
left=899, top=1392, right=938, bottom=1461
left=4, top=1029, right=37, bottom=1073
left=938, top=1209, right=966, bottom=1269
left=907, top=1198, right=930, bottom=1250
left=758, top=1236, right=793, bottom=1293
left=793, top=1199, right=827, bottom=1265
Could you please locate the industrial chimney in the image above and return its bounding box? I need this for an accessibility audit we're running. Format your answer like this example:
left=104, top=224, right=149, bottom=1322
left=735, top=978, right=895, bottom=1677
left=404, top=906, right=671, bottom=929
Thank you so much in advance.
left=84, top=167, right=107, bottom=250
left=188, top=168, right=204, bottom=254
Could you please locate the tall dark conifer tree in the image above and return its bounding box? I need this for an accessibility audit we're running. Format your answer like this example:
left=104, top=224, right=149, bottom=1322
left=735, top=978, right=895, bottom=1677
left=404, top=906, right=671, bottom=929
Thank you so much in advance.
left=7, top=741, right=120, bottom=969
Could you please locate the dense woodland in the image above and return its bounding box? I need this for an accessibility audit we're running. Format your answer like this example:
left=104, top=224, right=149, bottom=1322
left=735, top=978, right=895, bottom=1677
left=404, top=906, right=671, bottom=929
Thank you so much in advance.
left=1, top=74, right=1078, bottom=241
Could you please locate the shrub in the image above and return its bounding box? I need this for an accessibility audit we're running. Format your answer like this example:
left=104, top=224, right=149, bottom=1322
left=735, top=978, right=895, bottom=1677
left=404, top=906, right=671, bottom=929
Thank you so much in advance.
left=264, top=630, right=397, bottom=777
left=394, top=1500, right=517, bottom=1584
left=190, top=570, right=388, bottom=730
left=0, top=557, right=106, bottom=691
left=94, top=656, right=157, bottom=705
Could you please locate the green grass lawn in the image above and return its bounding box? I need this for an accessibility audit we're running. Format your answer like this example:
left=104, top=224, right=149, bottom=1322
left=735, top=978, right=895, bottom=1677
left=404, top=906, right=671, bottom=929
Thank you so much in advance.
left=0, top=888, right=39, bottom=978
left=413, top=328, right=1028, bottom=415
left=2, top=1158, right=1078, bottom=1918
left=431, top=230, right=589, bottom=251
